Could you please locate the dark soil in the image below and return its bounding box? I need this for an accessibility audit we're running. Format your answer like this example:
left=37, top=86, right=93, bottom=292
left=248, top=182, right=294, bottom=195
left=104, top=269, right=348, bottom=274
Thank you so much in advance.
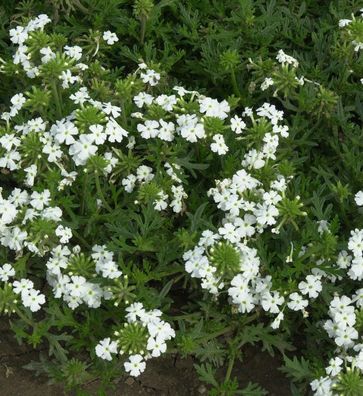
left=0, top=320, right=291, bottom=396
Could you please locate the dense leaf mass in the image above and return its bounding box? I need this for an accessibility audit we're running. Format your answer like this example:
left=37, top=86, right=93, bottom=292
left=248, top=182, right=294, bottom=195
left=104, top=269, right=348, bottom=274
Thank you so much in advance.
left=0, top=2, right=362, bottom=395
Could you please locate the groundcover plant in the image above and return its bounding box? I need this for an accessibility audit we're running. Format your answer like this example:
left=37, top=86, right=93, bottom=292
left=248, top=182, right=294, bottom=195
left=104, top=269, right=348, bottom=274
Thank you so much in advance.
left=0, top=4, right=362, bottom=396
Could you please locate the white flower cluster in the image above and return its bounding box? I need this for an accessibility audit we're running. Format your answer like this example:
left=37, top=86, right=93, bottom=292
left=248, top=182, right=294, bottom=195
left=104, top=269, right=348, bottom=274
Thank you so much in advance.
left=310, top=196, right=363, bottom=395
left=0, top=266, right=45, bottom=312
left=257, top=50, right=305, bottom=93
left=0, top=187, right=66, bottom=255
left=9, top=14, right=51, bottom=78
left=2, top=27, right=125, bottom=177
left=103, top=31, right=118, bottom=45
left=46, top=244, right=122, bottom=310
left=276, top=49, right=299, bottom=68
left=310, top=292, right=363, bottom=395
left=338, top=10, right=363, bottom=52
left=95, top=302, right=175, bottom=377
left=124, top=80, right=240, bottom=213
left=122, top=165, right=154, bottom=193
left=336, top=228, right=363, bottom=281
left=183, top=104, right=293, bottom=324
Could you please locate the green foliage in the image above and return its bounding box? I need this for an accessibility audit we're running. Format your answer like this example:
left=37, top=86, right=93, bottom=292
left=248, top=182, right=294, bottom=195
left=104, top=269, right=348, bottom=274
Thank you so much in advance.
left=0, top=1, right=362, bottom=395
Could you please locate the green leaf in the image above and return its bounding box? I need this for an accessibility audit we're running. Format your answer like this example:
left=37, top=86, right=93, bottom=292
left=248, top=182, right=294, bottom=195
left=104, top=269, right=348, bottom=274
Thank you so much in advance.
left=194, top=363, right=219, bottom=387
left=279, top=355, right=313, bottom=383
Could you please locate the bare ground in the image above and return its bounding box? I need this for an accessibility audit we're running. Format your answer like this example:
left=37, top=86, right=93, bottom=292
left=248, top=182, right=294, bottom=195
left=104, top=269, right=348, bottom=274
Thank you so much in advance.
left=0, top=320, right=291, bottom=396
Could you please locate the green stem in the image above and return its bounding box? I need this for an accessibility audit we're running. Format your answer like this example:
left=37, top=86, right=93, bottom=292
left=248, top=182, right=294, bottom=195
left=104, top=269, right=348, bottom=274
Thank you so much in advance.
left=51, top=80, right=62, bottom=119
left=230, top=69, right=240, bottom=97
left=13, top=307, right=33, bottom=327
left=198, top=324, right=235, bottom=344
left=72, top=229, right=91, bottom=249
left=157, top=266, right=184, bottom=278
left=170, top=312, right=201, bottom=320
left=94, top=171, right=113, bottom=212
left=73, top=0, right=89, bottom=14
left=81, top=173, right=88, bottom=215
left=140, top=15, right=147, bottom=45
left=221, top=353, right=236, bottom=396
left=120, top=100, right=128, bottom=127
left=224, top=353, right=235, bottom=383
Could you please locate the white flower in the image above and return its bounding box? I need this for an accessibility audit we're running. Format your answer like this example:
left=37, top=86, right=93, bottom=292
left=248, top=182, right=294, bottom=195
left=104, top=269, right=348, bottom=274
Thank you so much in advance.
left=42, top=206, right=62, bottom=222
left=30, top=190, right=51, bottom=210
left=55, top=225, right=72, bottom=244
left=0, top=199, right=17, bottom=224
left=298, top=275, right=322, bottom=299
left=95, top=338, right=118, bottom=361
left=155, top=94, right=177, bottom=111
left=147, top=336, right=167, bottom=357
left=158, top=119, right=175, bottom=141
left=103, top=31, right=119, bottom=45
left=105, top=118, right=128, bottom=143
left=39, top=47, right=56, bottom=63
left=136, top=165, right=154, bottom=183
left=140, top=69, right=160, bottom=86
left=334, top=326, right=358, bottom=348
left=64, top=45, right=82, bottom=60
left=234, top=214, right=256, bottom=238
left=0, top=150, right=20, bottom=170
left=230, top=115, right=246, bottom=134
left=317, top=220, right=330, bottom=235
left=325, top=357, right=343, bottom=376
left=154, top=191, right=168, bottom=211
left=22, top=289, right=46, bottom=312
left=199, top=97, right=230, bottom=119
left=147, top=320, right=175, bottom=340
left=256, top=103, right=283, bottom=125
left=276, top=49, right=299, bottom=68
left=355, top=191, right=363, bottom=206
left=69, top=134, right=98, bottom=166
left=52, top=120, right=79, bottom=145
left=242, top=149, right=265, bottom=169
left=24, top=164, right=37, bottom=187
left=348, top=229, right=363, bottom=257
left=60, top=70, right=79, bottom=89
left=271, top=311, right=284, bottom=329
left=98, top=260, right=122, bottom=279
left=13, top=278, right=34, bottom=296
left=66, top=276, right=89, bottom=299
left=1, top=227, right=28, bottom=251
left=210, top=134, right=228, bottom=155
left=126, top=302, right=145, bottom=322
left=176, top=114, right=205, bottom=142
left=102, top=102, right=121, bottom=118
left=218, top=223, right=239, bottom=244
left=133, top=92, right=153, bottom=108
left=124, top=354, right=146, bottom=377
left=0, top=134, right=20, bottom=151
left=338, top=19, right=352, bottom=28
left=261, top=77, right=274, bottom=91
left=137, top=120, right=159, bottom=139
left=9, top=26, right=28, bottom=44
left=287, top=292, right=308, bottom=311
left=42, top=142, right=62, bottom=163
left=70, top=87, right=90, bottom=105
left=0, top=263, right=15, bottom=282
left=10, top=93, right=26, bottom=109
left=254, top=203, right=279, bottom=226
left=89, top=124, right=107, bottom=145
left=261, top=291, right=284, bottom=314
left=122, top=174, right=137, bottom=193
left=198, top=230, right=220, bottom=247
left=310, top=376, right=333, bottom=396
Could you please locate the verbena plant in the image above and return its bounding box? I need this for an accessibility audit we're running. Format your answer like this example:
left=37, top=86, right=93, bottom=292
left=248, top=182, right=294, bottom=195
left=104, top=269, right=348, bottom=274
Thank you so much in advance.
left=0, top=7, right=362, bottom=396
